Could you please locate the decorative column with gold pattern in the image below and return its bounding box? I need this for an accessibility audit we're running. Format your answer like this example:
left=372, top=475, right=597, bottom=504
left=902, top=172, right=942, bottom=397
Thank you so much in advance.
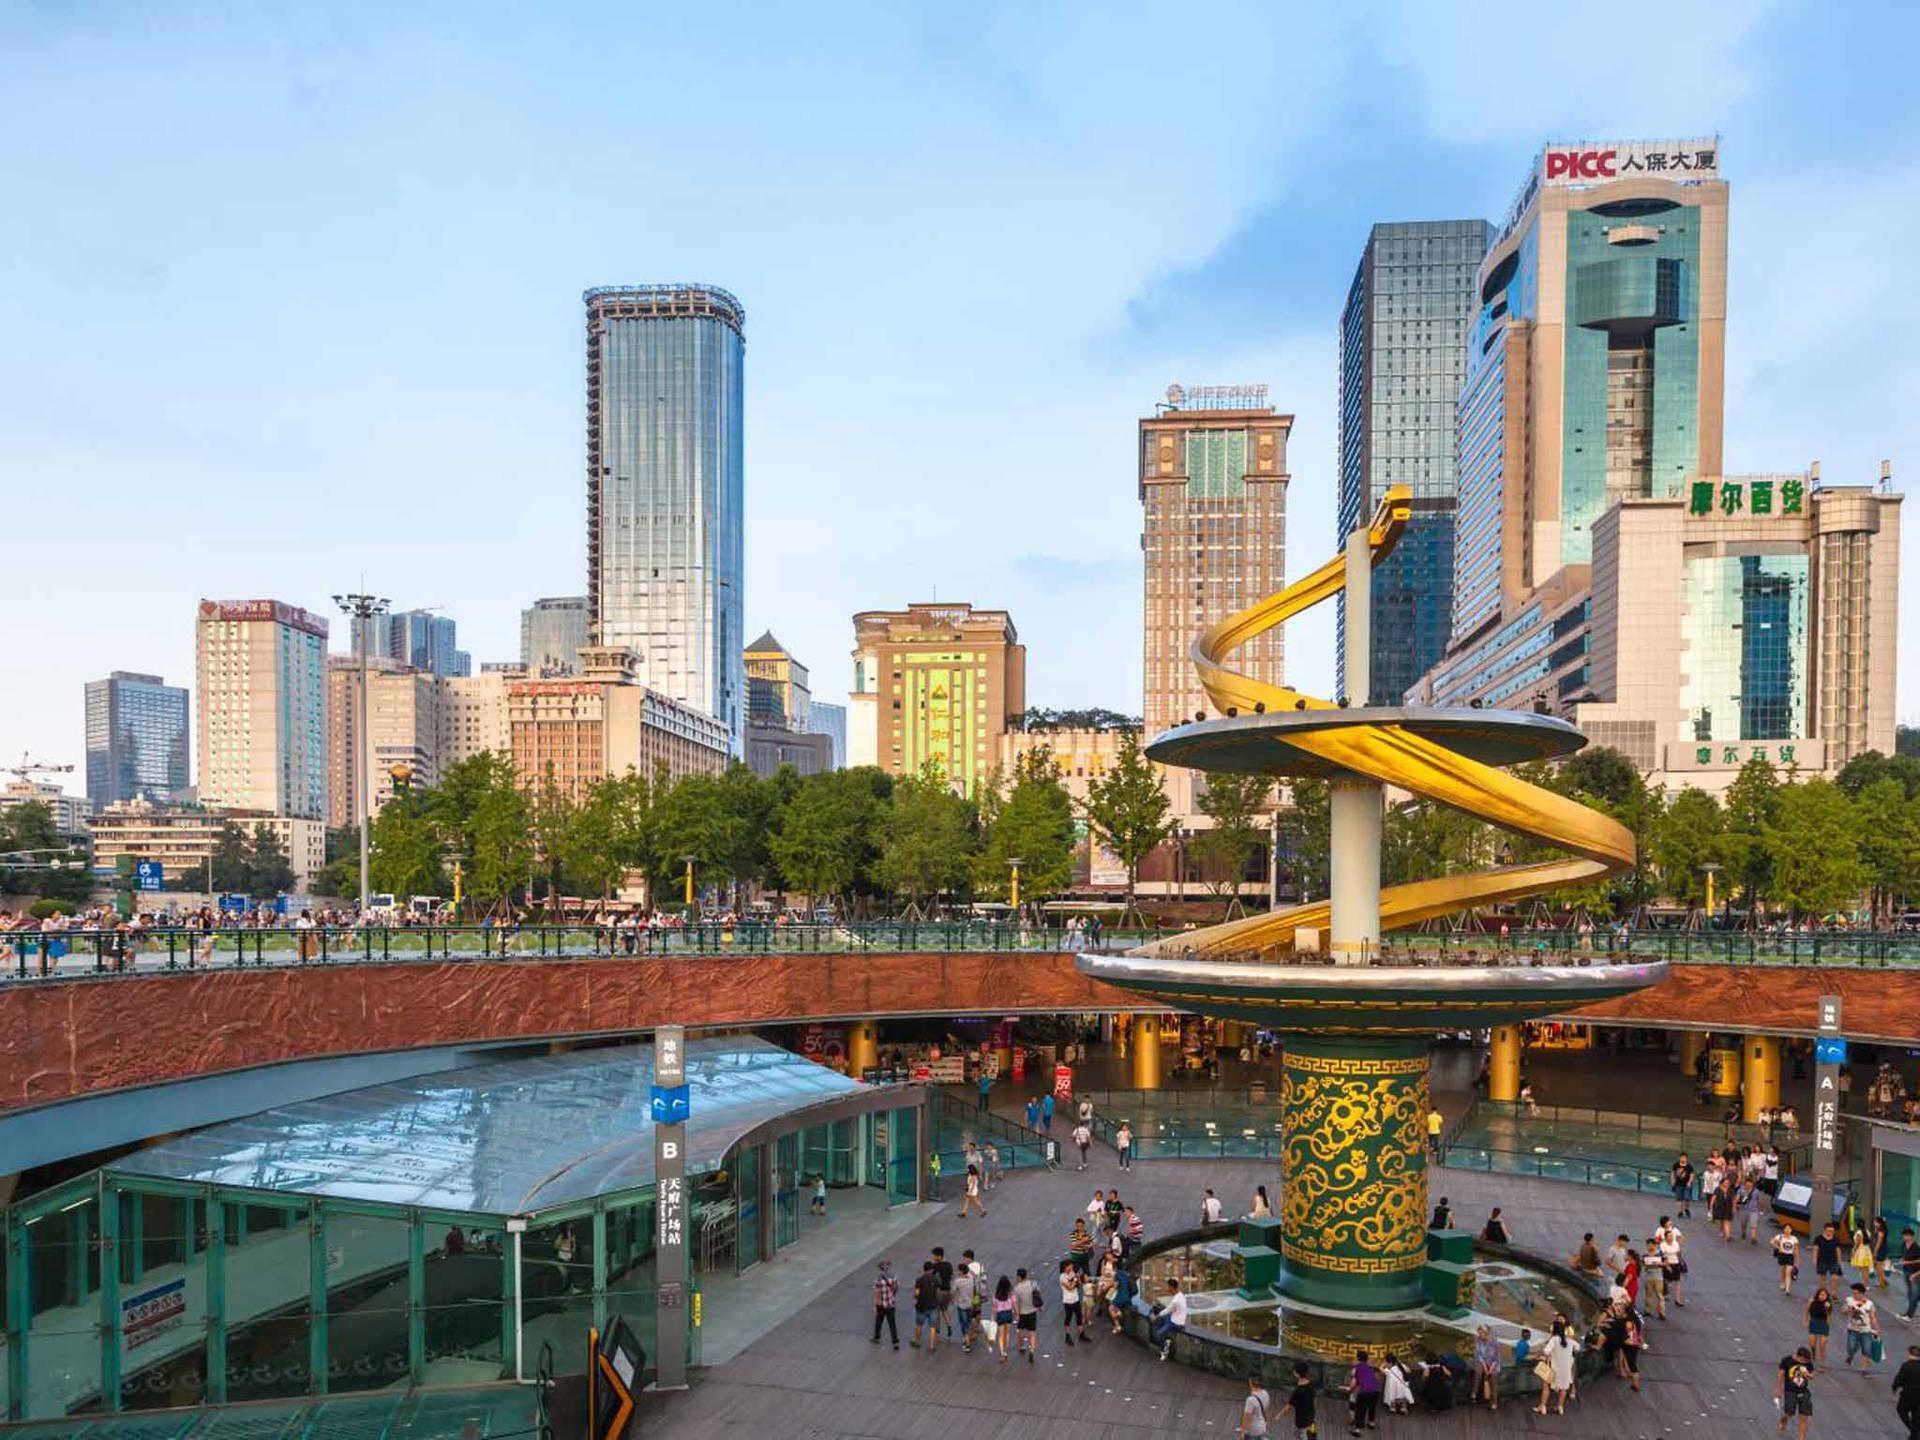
left=1279, top=1035, right=1430, bottom=1311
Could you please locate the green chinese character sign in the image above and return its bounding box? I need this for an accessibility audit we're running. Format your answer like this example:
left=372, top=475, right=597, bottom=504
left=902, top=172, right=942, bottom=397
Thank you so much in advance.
left=1689, top=480, right=1714, bottom=516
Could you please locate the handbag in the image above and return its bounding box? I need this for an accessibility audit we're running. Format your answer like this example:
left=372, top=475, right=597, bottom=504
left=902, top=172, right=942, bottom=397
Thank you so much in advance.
left=1872, top=1333, right=1885, bottom=1364
left=981, top=1316, right=999, bottom=1343
left=1532, top=1358, right=1554, bottom=1383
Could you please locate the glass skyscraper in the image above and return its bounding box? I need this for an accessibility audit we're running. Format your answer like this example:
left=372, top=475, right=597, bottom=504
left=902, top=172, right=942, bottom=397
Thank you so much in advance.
left=586, top=285, right=745, bottom=753
left=1336, top=220, right=1492, bottom=705
left=520, top=596, right=589, bottom=676
left=84, top=671, right=189, bottom=810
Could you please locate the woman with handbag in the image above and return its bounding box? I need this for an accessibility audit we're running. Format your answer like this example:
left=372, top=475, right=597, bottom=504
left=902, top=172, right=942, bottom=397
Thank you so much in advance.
left=1534, top=1320, right=1577, bottom=1416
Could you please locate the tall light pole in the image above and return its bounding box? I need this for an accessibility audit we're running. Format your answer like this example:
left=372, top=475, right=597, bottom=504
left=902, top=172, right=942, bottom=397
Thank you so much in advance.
left=333, top=593, right=390, bottom=918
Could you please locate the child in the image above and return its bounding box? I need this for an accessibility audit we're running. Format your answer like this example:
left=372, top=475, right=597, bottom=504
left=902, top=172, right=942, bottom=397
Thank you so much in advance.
left=810, top=1173, right=828, bottom=1217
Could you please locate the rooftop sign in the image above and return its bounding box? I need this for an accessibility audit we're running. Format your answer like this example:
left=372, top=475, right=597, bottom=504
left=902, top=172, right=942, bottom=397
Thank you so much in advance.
left=1497, top=137, right=1722, bottom=244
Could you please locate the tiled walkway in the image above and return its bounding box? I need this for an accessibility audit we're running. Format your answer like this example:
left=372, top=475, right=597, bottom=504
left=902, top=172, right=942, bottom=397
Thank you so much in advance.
left=640, top=1150, right=1913, bottom=1438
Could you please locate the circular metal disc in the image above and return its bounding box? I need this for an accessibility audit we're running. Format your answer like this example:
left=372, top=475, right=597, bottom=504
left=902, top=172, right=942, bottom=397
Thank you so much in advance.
left=1144, top=706, right=1587, bottom=780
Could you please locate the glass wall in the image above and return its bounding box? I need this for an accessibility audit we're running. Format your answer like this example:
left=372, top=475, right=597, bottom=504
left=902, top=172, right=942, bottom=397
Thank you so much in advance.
left=887, top=1106, right=920, bottom=1205
left=773, top=1134, right=800, bottom=1251
left=1681, top=553, right=1810, bottom=742
left=736, top=1146, right=762, bottom=1271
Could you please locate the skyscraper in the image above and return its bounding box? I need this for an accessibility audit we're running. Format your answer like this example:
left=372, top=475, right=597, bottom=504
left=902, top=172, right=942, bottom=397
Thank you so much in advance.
left=195, top=600, right=329, bottom=819
left=1337, top=220, right=1492, bottom=705
left=1450, top=139, right=1727, bottom=646
left=1139, top=385, right=1289, bottom=817
left=586, top=284, right=746, bottom=753
left=353, top=609, right=468, bottom=677
left=520, top=596, right=589, bottom=677
left=83, top=671, right=189, bottom=810
left=744, top=632, right=811, bottom=732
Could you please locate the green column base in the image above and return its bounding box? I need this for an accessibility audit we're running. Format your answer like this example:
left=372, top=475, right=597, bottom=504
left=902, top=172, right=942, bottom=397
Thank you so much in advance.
left=1421, top=1259, right=1476, bottom=1317
left=1426, top=1228, right=1474, bottom=1264
left=1236, top=1245, right=1281, bottom=1298
left=1278, top=1034, right=1430, bottom=1313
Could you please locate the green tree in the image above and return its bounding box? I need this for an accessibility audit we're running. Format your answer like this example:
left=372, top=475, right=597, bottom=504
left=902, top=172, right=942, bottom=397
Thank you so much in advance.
left=1272, top=777, right=1331, bottom=902
left=208, top=822, right=253, bottom=894
left=874, top=762, right=975, bottom=907
left=1764, top=779, right=1867, bottom=919
left=1852, top=777, right=1920, bottom=924
left=1720, top=755, right=1781, bottom=918
left=367, top=795, right=445, bottom=899
left=1080, top=731, right=1175, bottom=904
left=246, top=824, right=297, bottom=898
left=562, top=775, right=640, bottom=901
left=0, top=800, right=92, bottom=902
left=1559, top=746, right=1641, bottom=809
left=648, top=770, right=728, bottom=906
left=975, top=748, right=1076, bottom=902
left=1650, top=787, right=1724, bottom=909
left=1193, top=771, right=1271, bottom=897
left=432, top=752, right=532, bottom=911
left=768, top=768, right=886, bottom=903
left=528, top=773, right=578, bottom=905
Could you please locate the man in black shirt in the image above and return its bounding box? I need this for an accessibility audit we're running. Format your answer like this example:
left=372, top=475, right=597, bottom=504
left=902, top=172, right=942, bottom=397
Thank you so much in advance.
left=1813, top=1222, right=1845, bottom=1287
left=1900, top=1228, right=1920, bottom=1321
left=1287, top=1360, right=1317, bottom=1438
left=1670, top=1154, right=1695, bottom=1218
left=930, top=1246, right=955, bottom=1339
left=1895, top=1343, right=1920, bottom=1439
left=1776, top=1346, right=1814, bottom=1439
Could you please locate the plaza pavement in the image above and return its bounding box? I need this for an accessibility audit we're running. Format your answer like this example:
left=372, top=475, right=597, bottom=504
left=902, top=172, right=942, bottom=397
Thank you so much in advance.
left=637, top=1150, right=1911, bottom=1439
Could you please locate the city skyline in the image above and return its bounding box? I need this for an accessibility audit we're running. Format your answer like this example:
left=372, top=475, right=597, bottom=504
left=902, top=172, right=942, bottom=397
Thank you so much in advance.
left=6, top=5, right=1919, bottom=782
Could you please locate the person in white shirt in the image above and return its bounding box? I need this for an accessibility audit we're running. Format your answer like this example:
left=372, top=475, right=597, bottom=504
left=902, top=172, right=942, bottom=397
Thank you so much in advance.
left=1201, top=1189, right=1226, bottom=1225
left=1656, top=1218, right=1687, bottom=1307
left=1072, top=1122, right=1093, bottom=1170
left=1772, top=1221, right=1801, bottom=1294
left=1151, top=1278, right=1188, bottom=1359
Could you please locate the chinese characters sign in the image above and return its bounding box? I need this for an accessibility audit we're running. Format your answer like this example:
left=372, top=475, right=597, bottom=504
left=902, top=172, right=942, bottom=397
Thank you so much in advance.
left=1667, top=739, right=1822, bottom=773
left=1688, top=477, right=1804, bottom=518
left=1542, top=139, right=1720, bottom=186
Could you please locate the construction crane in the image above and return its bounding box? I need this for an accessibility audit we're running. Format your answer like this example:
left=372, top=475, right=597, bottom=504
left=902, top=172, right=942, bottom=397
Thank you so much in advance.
left=7, top=753, right=75, bottom=786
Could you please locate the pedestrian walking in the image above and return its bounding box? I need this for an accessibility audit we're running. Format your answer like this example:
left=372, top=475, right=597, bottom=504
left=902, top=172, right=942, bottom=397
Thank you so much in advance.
left=1287, top=1361, right=1317, bottom=1438
left=984, top=1140, right=1001, bottom=1188
left=1238, top=1372, right=1272, bottom=1439
left=810, top=1173, right=828, bottom=1218
left=1739, top=1177, right=1766, bottom=1244
left=1656, top=1217, right=1687, bottom=1307
left=991, top=1274, right=1015, bottom=1362
left=1077, top=1095, right=1094, bottom=1128
left=1900, top=1227, right=1920, bottom=1321
left=910, top=1261, right=941, bottom=1351
left=1775, top=1345, right=1814, bottom=1439
left=871, top=1260, right=900, bottom=1349
left=953, top=1255, right=979, bottom=1352
left=1813, top=1222, right=1846, bottom=1292
left=1381, top=1353, right=1415, bottom=1414
left=1807, top=1286, right=1834, bottom=1370
left=1426, top=1105, right=1444, bottom=1159
left=1115, top=1121, right=1134, bottom=1170
left=1640, top=1235, right=1667, bottom=1320
left=1072, top=1120, right=1093, bottom=1170
left=1026, top=1097, right=1040, bottom=1130
left=1347, top=1349, right=1381, bottom=1434
left=959, top=1163, right=987, bottom=1218
left=1844, top=1282, right=1882, bottom=1371
left=1014, top=1266, right=1042, bottom=1363
left=931, top=1246, right=955, bottom=1339
left=1854, top=1228, right=1879, bottom=1289
left=1774, top=1221, right=1802, bottom=1294
left=977, top=1067, right=992, bottom=1110
left=1874, top=1217, right=1893, bottom=1290
left=1892, top=1343, right=1920, bottom=1438
left=1041, top=1093, right=1055, bottom=1132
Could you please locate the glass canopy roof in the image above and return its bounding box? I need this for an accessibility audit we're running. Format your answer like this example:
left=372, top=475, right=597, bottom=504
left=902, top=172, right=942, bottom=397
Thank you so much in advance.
left=109, top=1036, right=865, bottom=1218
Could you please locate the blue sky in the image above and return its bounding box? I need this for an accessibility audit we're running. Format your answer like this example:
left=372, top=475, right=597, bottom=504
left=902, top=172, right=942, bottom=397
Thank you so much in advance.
left=5, top=1, right=1918, bottom=780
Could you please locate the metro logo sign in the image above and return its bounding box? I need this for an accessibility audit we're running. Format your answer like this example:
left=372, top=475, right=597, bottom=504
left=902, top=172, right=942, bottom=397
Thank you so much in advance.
left=1547, top=149, right=1617, bottom=180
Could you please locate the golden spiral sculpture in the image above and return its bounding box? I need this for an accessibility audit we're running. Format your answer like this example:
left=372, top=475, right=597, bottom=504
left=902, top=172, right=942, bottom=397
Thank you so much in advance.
left=1138, top=485, right=1636, bottom=961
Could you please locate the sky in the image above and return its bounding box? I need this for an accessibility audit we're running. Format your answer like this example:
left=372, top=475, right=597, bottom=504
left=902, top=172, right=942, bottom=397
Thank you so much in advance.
left=5, top=0, right=1919, bottom=785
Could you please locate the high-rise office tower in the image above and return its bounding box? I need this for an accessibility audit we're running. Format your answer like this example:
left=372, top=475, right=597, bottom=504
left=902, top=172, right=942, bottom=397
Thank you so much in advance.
left=353, top=609, right=468, bottom=677
left=1451, top=139, right=1727, bottom=646
left=520, top=596, right=590, bottom=677
left=744, top=632, right=811, bottom=732
left=83, top=671, right=190, bottom=809
left=1140, top=385, right=1289, bottom=817
left=195, top=600, right=329, bottom=819
left=586, top=285, right=746, bottom=754
left=1337, top=220, right=1492, bottom=705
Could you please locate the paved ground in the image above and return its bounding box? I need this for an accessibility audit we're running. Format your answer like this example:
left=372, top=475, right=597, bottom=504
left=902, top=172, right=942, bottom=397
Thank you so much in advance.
left=639, top=1149, right=1914, bottom=1439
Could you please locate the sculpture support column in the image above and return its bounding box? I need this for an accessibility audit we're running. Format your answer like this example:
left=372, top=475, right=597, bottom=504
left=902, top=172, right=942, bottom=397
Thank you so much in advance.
left=1330, top=527, right=1383, bottom=966
left=1489, top=1025, right=1522, bottom=1103
left=1278, top=1034, right=1429, bottom=1311
left=1743, top=1035, right=1782, bottom=1122
left=1131, top=1017, right=1162, bottom=1090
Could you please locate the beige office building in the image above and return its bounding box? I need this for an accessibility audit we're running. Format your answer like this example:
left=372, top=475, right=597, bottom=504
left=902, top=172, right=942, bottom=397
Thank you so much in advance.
left=195, top=600, right=330, bottom=820
left=92, top=799, right=327, bottom=888
left=325, top=657, right=446, bottom=829
left=442, top=672, right=514, bottom=766
left=1569, top=477, right=1901, bottom=793
left=997, top=727, right=1128, bottom=807
left=1140, top=385, right=1289, bottom=818
left=847, top=604, right=1026, bottom=795
left=507, top=647, right=730, bottom=803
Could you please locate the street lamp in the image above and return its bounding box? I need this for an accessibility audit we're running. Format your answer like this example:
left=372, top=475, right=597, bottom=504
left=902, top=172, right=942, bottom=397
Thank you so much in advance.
left=1698, top=863, right=1724, bottom=928
left=682, top=854, right=698, bottom=915
left=333, top=593, right=391, bottom=918
left=1006, top=857, right=1023, bottom=916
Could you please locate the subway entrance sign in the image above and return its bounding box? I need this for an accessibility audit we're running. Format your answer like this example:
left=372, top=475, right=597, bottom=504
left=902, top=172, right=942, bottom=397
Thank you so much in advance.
left=1815, top=1036, right=1847, bottom=1066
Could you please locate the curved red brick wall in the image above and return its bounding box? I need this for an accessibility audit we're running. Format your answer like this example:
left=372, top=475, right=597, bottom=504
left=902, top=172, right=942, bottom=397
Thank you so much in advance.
left=0, top=954, right=1908, bottom=1113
